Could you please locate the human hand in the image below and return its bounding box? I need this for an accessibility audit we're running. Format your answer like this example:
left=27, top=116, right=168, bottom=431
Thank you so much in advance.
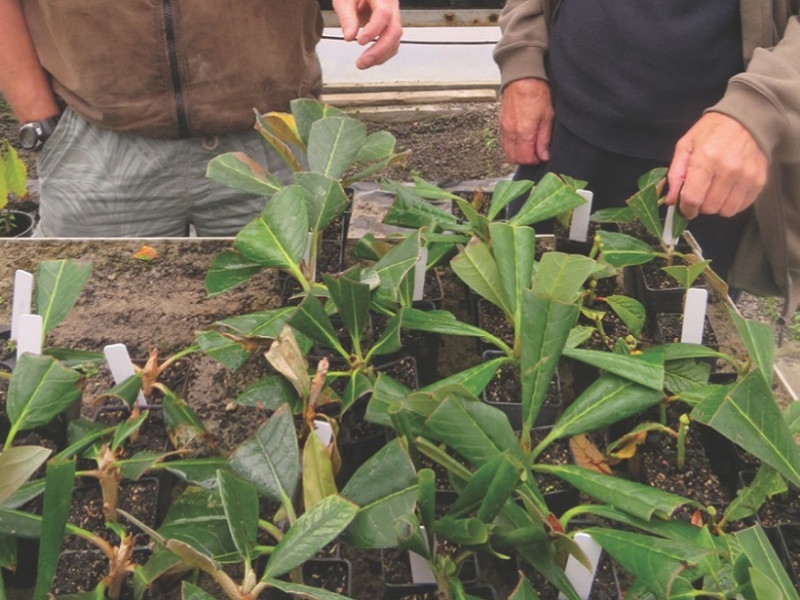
left=499, top=78, right=554, bottom=165
left=332, top=0, right=402, bottom=69
left=666, top=112, right=768, bottom=219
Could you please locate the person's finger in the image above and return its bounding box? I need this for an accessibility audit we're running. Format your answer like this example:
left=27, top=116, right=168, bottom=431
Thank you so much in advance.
left=678, top=165, right=714, bottom=219
left=333, top=0, right=360, bottom=41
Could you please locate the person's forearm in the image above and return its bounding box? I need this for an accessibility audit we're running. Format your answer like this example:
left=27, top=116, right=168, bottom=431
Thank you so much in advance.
left=0, top=0, right=60, bottom=122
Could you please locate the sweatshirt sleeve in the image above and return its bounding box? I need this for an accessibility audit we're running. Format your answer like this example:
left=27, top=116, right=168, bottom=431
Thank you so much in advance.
left=710, top=16, right=800, bottom=163
left=492, top=0, right=550, bottom=91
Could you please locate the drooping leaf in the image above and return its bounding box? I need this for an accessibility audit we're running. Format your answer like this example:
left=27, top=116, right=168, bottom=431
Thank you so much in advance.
left=735, top=526, right=800, bottom=600
left=307, top=117, right=366, bottom=179
left=451, top=237, right=509, bottom=316
left=217, top=470, right=259, bottom=561
left=33, top=259, right=92, bottom=335
left=489, top=222, right=536, bottom=318
left=234, top=185, right=309, bottom=270
left=288, top=294, right=347, bottom=358
left=509, top=573, right=542, bottom=600
left=265, top=326, right=311, bottom=403
left=6, top=354, right=82, bottom=443
left=341, top=439, right=417, bottom=548
left=724, top=464, right=787, bottom=523
left=294, top=172, right=350, bottom=233
left=33, top=456, right=75, bottom=600
left=510, top=173, right=587, bottom=226
left=728, top=308, right=775, bottom=384
left=603, top=294, right=646, bottom=337
left=595, top=231, right=657, bottom=268
left=692, top=371, right=800, bottom=487
left=535, top=465, right=699, bottom=520
left=228, top=405, right=299, bottom=505
left=303, top=430, right=337, bottom=510
left=157, top=486, right=236, bottom=560
left=561, top=346, right=665, bottom=391
left=486, top=179, right=534, bottom=220
left=0, top=446, right=52, bottom=505
left=534, top=375, right=664, bottom=457
left=204, top=251, right=264, bottom=296
left=205, top=151, right=283, bottom=196
left=263, top=496, right=357, bottom=579
left=519, top=290, right=580, bottom=433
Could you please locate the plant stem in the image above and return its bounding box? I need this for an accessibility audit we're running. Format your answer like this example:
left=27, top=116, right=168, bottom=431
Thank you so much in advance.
left=676, top=414, right=690, bottom=471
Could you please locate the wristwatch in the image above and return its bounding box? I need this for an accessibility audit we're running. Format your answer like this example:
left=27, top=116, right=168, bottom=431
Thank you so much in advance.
left=19, top=116, right=60, bottom=151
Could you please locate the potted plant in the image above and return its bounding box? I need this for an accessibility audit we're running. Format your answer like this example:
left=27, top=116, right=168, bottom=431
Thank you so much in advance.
left=0, top=138, right=34, bottom=237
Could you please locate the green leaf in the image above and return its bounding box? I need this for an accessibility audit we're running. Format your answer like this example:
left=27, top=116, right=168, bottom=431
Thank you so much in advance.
left=735, top=526, right=800, bottom=600
left=451, top=237, right=509, bottom=316
left=322, top=273, right=370, bottom=347
left=341, top=439, right=418, bottom=548
left=585, top=527, right=709, bottom=599
left=263, top=495, right=358, bottom=579
left=519, top=290, right=580, bottom=433
left=234, top=185, right=309, bottom=269
left=294, top=172, right=349, bottom=232
left=161, top=390, right=212, bottom=451
left=34, top=259, right=92, bottom=335
left=158, top=487, right=236, bottom=560
left=291, top=99, right=348, bottom=146
left=288, top=294, right=347, bottom=357
left=400, top=307, right=510, bottom=352
left=204, top=251, right=264, bottom=296
left=302, top=431, right=337, bottom=510
left=626, top=179, right=663, bottom=241
left=510, top=173, right=587, bottom=226
left=217, top=470, right=259, bottom=561
left=561, top=347, right=664, bottom=390
left=532, top=252, right=602, bottom=303
left=509, top=573, right=542, bottom=600
left=488, top=179, right=534, bottom=220
left=538, top=375, right=664, bottom=456
left=729, top=309, right=775, bottom=384
left=355, top=130, right=396, bottom=163
left=33, top=456, right=75, bottom=600
left=307, top=117, right=366, bottom=179
left=235, top=376, right=299, bottom=413
left=181, top=581, right=218, bottom=600
left=420, top=357, right=506, bottom=397
left=691, top=371, right=800, bottom=487
left=535, top=465, right=698, bottom=520
left=603, top=294, right=646, bottom=337
left=195, top=330, right=254, bottom=372
left=365, top=372, right=413, bottom=427
left=785, top=401, right=800, bottom=434
left=111, top=410, right=149, bottom=453
left=266, top=579, right=353, bottom=600
left=0, top=446, right=51, bottom=505
left=489, top=222, right=536, bottom=318
left=590, top=206, right=636, bottom=223
left=372, top=230, right=423, bottom=307
left=425, top=394, right=520, bottom=467
left=1, top=140, right=27, bottom=205
left=661, top=261, right=710, bottom=289
left=595, top=231, right=657, bottom=268
left=664, top=358, right=712, bottom=394
left=228, top=405, right=299, bottom=505
left=119, top=451, right=171, bottom=481
left=6, top=354, right=82, bottom=444
left=205, top=151, right=282, bottom=197
left=724, top=464, right=787, bottom=523
left=164, top=458, right=229, bottom=488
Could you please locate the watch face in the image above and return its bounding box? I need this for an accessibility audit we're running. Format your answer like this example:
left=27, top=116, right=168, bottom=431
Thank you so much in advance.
left=19, top=124, right=40, bottom=150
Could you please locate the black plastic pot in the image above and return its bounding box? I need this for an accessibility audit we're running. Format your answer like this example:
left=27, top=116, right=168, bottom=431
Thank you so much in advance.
left=481, top=350, right=563, bottom=430
left=0, top=210, right=35, bottom=238
left=381, top=546, right=480, bottom=600
left=51, top=546, right=151, bottom=598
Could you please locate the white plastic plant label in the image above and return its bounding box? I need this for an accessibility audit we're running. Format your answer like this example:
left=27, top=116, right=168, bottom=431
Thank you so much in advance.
left=662, top=205, right=676, bottom=247
left=681, top=287, right=709, bottom=344
left=408, top=526, right=436, bottom=584
left=16, top=314, right=42, bottom=359
left=413, top=246, right=429, bottom=302
left=569, top=189, right=594, bottom=242
left=304, top=232, right=316, bottom=282
left=313, top=420, right=333, bottom=447
left=104, top=343, right=147, bottom=407
left=11, top=270, right=34, bottom=342
left=558, top=532, right=603, bottom=600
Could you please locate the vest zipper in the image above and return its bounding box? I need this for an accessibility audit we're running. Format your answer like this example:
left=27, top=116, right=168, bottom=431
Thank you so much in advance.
left=162, top=0, right=189, bottom=137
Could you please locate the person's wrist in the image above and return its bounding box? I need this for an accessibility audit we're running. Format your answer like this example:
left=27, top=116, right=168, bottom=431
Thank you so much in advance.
left=18, top=114, right=61, bottom=151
